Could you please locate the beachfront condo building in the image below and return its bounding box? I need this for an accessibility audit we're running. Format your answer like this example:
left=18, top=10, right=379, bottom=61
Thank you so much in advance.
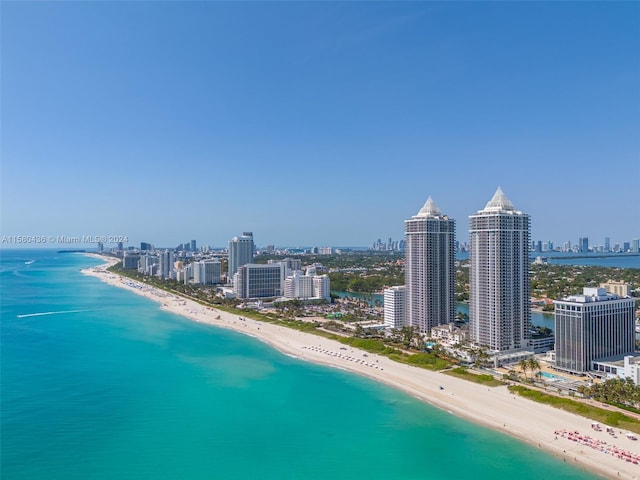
left=228, top=232, right=255, bottom=278
left=122, top=252, right=141, bottom=269
left=283, top=270, right=331, bottom=302
left=234, top=262, right=286, bottom=299
left=469, top=187, right=530, bottom=352
left=554, top=287, right=636, bottom=375
left=404, top=197, right=456, bottom=334
left=193, top=260, right=222, bottom=285
left=158, top=250, right=175, bottom=279
left=384, top=285, right=407, bottom=329
left=313, top=275, right=331, bottom=302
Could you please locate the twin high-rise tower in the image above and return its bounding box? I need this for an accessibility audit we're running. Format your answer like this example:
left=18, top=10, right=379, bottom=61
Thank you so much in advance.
left=402, top=188, right=530, bottom=353
left=404, top=197, right=456, bottom=333
left=469, top=188, right=531, bottom=351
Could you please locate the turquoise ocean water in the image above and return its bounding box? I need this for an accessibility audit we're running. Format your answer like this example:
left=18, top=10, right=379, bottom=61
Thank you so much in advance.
left=1, top=250, right=597, bottom=479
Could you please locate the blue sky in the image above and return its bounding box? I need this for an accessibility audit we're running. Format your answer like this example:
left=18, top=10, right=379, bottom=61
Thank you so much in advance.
left=2, top=1, right=638, bottom=249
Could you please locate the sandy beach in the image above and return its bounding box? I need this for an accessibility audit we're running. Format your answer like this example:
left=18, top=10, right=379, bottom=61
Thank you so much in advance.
left=82, top=254, right=639, bottom=479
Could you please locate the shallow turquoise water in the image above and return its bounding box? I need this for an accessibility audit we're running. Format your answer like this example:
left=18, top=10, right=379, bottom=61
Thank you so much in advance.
left=1, top=250, right=597, bottom=479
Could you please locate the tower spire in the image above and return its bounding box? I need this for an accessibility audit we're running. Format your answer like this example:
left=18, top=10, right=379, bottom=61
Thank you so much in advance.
left=483, top=186, right=515, bottom=212
left=416, top=196, right=442, bottom=217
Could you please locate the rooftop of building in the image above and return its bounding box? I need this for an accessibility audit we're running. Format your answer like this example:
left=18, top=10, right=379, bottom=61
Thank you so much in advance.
left=592, top=354, right=640, bottom=367
left=556, top=287, right=630, bottom=303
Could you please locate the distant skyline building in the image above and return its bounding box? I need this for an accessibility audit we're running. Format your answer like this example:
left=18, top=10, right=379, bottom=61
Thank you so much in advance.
left=404, top=197, right=456, bottom=334
left=228, top=232, right=255, bottom=278
left=579, top=237, right=589, bottom=253
left=554, top=287, right=636, bottom=374
left=469, top=187, right=530, bottom=352
left=190, top=239, right=197, bottom=252
left=371, top=237, right=404, bottom=252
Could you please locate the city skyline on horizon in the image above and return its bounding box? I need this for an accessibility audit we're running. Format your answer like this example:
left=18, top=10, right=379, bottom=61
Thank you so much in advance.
left=1, top=221, right=638, bottom=253
left=2, top=2, right=638, bottom=248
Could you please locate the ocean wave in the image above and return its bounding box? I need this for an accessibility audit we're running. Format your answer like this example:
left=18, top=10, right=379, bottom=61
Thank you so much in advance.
left=17, top=309, right=90, bottom=318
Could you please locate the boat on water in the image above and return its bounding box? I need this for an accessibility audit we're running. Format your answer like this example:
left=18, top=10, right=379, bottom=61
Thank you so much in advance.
left=24, top=260, right=35, bottom=265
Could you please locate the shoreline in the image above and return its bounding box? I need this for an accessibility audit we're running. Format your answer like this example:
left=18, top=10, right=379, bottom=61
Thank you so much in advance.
left=81, top=254, right=639, bottom=479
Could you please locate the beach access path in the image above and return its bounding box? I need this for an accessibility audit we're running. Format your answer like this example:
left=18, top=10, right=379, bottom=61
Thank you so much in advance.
left=82, top=254, right=640, bottom=480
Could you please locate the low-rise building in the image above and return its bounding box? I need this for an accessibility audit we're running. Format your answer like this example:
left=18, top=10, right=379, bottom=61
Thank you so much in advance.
left=599, top=280, right=631, bottom=298
left=430, top=323, right=468, bottom=345
left=591, top=355, right=640, bottom=385
left=529, top=334, right=555, bottom=354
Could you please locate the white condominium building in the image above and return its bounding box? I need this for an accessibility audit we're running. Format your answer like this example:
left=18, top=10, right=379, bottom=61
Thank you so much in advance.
left=469, top=187, right=530, bottom=352
left=312, top=275, right=330, bottom=302
left=404, top=197, right=456, bottom=334
left=284, top=271, right=314, bottom=299
left=228, top=232, right=254, bottom=278
left=138, top=254, right=159, bottom=276
left=158, top=250, right=174, bottom=279
left=384, top=285, right=406, bottom=329
left=283, top=270, right=331, bottom=302
left=193, top=260, right=222, bottom=285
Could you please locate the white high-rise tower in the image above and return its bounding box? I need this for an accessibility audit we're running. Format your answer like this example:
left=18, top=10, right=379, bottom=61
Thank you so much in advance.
left=228, top=232, right=254, bottom=278
left=469, top=187, right=530, bottom=352
left=404, top=197, right=456, bottom=334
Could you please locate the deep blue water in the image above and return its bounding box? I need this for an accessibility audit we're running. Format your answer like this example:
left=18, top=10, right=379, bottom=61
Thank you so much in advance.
left=457, top=251, right=640, bottom=269
left=543, top=253, right=640, bottom=269
left=0, top=249, right=597, bottom=479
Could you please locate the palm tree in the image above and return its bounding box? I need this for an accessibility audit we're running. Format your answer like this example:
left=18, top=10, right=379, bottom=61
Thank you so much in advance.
left=412, top=330, right=425, bottom=350
left=400, top=326, right=415, bottom=347
left=474, top=347, right=490, bottom=368
left=518, top=359, right=529, bottom=380
left=527, top=358, right=541, bottom=380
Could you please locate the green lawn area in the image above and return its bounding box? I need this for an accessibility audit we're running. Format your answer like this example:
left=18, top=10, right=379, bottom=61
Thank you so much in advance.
left=444, top=367, right=504, bottom=387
